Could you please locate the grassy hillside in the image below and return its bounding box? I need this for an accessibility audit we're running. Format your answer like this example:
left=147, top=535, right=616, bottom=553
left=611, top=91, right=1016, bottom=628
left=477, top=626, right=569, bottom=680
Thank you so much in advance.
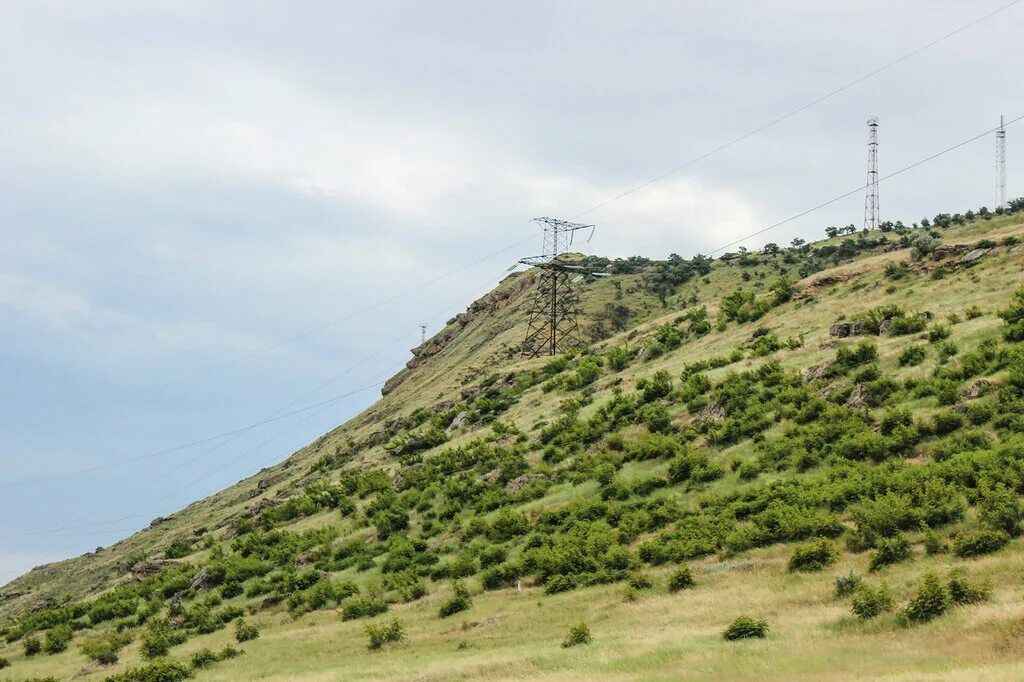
left=3, top=205, right=1024, bottom=681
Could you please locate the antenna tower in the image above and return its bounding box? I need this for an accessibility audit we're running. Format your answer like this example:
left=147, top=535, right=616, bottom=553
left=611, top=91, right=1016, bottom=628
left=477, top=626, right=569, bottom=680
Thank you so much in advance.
left=420, top=324, right=427, bottom=344
left=864, top=117, right=880, bottom=230
left=997, top=115, right=1007, bottom=210
left=519, top=217, right=596, bottom=358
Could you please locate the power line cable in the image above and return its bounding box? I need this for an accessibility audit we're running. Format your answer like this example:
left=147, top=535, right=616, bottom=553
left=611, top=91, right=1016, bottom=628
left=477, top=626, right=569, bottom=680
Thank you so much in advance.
left=569, top=0, right=1022, bottom=221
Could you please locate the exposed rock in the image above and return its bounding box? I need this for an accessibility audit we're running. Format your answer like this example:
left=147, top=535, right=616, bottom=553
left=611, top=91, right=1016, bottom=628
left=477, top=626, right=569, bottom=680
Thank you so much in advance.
left=480, top=468, right=501, bottom=484
left=128, top=560, right=175, bottom=582
left=295, top=550, right=318, bottom=567
left=829, top=322, right=852, bottom=338
left=247, top=498, right=281, bottom=520
left=697, top=400, right=726, bottom=424
left=960, top=379, right=992, bottom=400
left=30, top=597, right=59, bottom=613
left=505, top=474, right=543, bottom=495
left=846, top=384, right=868, bottom=408
left=461, top=386, right=481, bottom=401
left=148, top=515, right=174, bottom=529
left=188, top=567, right=213, bottom=592
left=391, top=472, right=404, bottom=488
left=804, top=362, right=834, bottom=383
left=829, top=321, right=866, bottom=338
left=957, top=248, right=989, bottom=265
left=446, top=411, right=470, bottom=435
left=879, top=318, right=895, bottom=336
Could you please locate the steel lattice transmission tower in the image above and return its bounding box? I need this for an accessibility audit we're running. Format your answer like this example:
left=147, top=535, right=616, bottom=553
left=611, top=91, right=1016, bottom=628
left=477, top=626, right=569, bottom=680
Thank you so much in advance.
left=997, top=115, right=1007, bottom=210
left=864, top=117, right=880, bottom=230
left=518, top=217, right=598, bottom=358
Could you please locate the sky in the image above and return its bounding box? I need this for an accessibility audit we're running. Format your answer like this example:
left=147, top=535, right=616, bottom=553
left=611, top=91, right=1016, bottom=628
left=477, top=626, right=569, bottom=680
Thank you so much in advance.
left=1, top=0, right=1021, bottom=584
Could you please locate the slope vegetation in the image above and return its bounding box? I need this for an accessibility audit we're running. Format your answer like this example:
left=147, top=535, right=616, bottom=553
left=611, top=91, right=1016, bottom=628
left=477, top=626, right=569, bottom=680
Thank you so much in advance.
left=4, top=205, right=1024, bottom=681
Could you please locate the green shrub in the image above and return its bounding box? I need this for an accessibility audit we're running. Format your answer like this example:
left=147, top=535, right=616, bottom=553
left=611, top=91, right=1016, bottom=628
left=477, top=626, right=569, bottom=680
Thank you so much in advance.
left=928, top=325, right=951, bottom=343
left=0, top=657, right=8, bottom=669
left=481, top=562, right=521, bottom=590
left=140, top=618, right=187, bottom=659
left=191, top=648, right=219, bottom=669
left=627, top=572, right=653, bottom=590
left=24, top=636, right=42, bottom=656
left=924, top=531, right=949, bottom=555
left=905, top=571, right=951, bottom=623
left=561, top=622, right=592, bottom=648
left=341, top=596, right=388, bottom=621
left=953, top=528, right=1010, bottom=557
left=544, top=574, right=577, bottom=594
left=850, top=583, right=894, bottom=619
left=947, top=569, right=991, bottom=605
left=107, top=660, right=194, bottom=682
left=788, top=539, right=838, bottom=573
left=43, top=623, right=72, bottom=654
left=833, top=571, right=862, bottom=598
left=80, top=631, right=132, bottom=664
left=667, top=565, right=695, bottom=592
left=868, top=535, right=911, bottom=572
left=234, top=619, right=260, bottom=643
left=978, top=485, right=1023, bottom=536
left=898, top=346, right=927, bottom=367
left=365, top=618, right=405, bottom=651
left=439, top=580, right=472, bottom=618
left=722, top=615, right=769, bottom=640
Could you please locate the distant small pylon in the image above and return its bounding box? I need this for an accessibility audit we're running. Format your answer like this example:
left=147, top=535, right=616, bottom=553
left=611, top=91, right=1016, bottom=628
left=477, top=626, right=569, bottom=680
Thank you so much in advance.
left=420, top=324, right=427, bottom=344
left=864, top=117, right=880, bottom=230
left=997, top=115, right=1007, bottom=210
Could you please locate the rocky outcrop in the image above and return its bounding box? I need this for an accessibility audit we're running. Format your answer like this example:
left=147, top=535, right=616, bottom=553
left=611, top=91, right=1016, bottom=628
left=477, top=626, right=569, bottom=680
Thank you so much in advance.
left=446, top=411, right=470, bottom=435
left=846, top=384, right=868, bottom=408
left=804, top=362, right=834, bottom=383
left=830, top=321, right=866, bottom=338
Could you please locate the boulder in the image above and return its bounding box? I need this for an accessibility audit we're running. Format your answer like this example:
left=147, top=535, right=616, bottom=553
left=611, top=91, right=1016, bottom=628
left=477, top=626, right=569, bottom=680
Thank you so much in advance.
left=505, top=474, right=543, bottom=495
left=846, top=384, right=868, bottom=408
left=958, top=248, right=989, bottom=265
left=960, top=379, right=992, bottom=400
left=804, top=362, right=834, bottom=383
left=446, top=411, right=470, bottom=435
left=697, top=400, right=726, bottom=424
left=188, top=567, right=213, bottom=592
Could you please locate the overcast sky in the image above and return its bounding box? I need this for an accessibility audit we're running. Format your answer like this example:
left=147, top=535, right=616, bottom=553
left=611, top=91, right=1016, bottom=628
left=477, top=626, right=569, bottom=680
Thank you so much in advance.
left=1, top=0, right=1021, bottom=583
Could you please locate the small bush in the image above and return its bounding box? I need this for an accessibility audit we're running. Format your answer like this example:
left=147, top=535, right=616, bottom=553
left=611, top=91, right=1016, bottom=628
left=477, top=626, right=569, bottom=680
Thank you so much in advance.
left=953, top=528, right=1010, bottom=558
left=898, top=346, right=927, bottom=367
left=905, top=571, right=951, bottom=623
left=924, top=531, right=949, bottom=555
left=868, top=535, right=911, bottom=571
left=722, top=615, right=769, bottom=640
left=561, top=622, right=592, bottom=648
left=191, top=648, right=219, bottom=669
left=439, top=580, right=472, bottom=618
left=81, top=632, right=132, bottom=664
left=365, top=618, right=405, bottom=651
left=544, top=574, right=577, bottom=595
left=833, top=571, right=862, bottom=598
left=788, top=539, right=838, bottom=573
left=140, top=618, right=187, bottom=660
left=850, top=583, right=894, bottom=619
left=24, top=636, right=42, bottom=656
left=947, top=569, right=991, bottom=605
left=107, top=660, right=194, bottom=682
left=928, top=325, right=951, bottom=343
left=667, top=565, right=695, bottom=592
left=341, top=596, right=388, bottom=621
left=234, top=619, right=260, bottom=643
left=43, top=623, right=72, bottom=654
left=627, top=572, right=653, bottom=590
